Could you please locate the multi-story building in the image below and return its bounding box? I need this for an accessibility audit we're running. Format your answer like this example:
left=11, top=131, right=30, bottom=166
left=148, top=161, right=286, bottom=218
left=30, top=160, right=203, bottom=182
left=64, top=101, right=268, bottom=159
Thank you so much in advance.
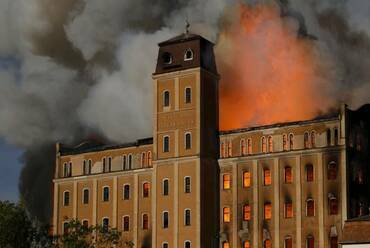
left=52, top=32, right=370, bottom=248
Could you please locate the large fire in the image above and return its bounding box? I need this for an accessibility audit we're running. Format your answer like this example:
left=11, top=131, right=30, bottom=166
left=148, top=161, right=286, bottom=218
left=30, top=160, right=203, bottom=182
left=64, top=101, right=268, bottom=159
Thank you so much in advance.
left=217, top=3, right=335, bottom=131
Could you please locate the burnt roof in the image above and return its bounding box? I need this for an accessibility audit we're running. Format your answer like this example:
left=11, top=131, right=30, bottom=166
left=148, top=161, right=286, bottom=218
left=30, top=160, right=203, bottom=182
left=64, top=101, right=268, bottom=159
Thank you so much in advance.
left=60, top=137, right=153, bottom=156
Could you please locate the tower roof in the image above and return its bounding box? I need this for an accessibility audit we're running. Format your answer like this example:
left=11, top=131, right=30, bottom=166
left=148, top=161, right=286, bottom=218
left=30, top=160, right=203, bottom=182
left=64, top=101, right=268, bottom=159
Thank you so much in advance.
left=159, top=33, right=209, bottom=46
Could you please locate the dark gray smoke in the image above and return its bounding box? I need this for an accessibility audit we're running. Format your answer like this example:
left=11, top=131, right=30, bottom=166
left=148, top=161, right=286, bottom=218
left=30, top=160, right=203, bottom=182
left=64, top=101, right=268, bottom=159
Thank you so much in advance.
left=0, top=0, right=369, bottom=222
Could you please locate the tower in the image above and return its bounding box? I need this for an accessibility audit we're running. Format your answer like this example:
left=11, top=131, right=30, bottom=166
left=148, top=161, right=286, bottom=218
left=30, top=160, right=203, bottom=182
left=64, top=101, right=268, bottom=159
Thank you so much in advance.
left=152, top=32, right=220, bottom=247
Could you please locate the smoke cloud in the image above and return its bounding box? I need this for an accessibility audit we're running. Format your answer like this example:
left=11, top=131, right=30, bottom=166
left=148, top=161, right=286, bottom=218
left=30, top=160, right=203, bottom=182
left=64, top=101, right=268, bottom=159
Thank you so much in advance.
left=0, top=0, right=369, bottom=222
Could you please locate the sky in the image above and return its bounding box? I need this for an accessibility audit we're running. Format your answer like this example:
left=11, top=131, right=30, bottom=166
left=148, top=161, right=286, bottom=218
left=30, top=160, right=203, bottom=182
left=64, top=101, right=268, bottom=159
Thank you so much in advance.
left=0, top=139, right=22, bottom=202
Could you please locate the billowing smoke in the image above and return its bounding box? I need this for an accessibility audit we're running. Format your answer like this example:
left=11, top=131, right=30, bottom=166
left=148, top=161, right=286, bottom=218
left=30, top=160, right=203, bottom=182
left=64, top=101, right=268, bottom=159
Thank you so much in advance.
left=0, top=0, right=369, bottom=222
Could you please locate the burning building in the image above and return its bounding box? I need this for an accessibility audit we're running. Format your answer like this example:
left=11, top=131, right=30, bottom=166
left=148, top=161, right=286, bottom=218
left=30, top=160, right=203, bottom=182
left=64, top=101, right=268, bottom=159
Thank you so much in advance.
left=52, top=31, right=370, bottom=248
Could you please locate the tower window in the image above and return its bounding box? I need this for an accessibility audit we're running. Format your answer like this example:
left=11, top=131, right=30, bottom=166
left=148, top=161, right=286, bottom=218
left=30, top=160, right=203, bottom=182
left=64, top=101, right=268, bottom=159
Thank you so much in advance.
left=306, top=164, right=314, bottom=182
left=268, top=136, right=273, bottom=152
left=123, top=185, right=130, bottom=200
left=142, top=214, right=149, bottom=230
left=227, top=141, right=232, bottom=157
left=163, top=90, right=170, bottom=107
left=102, top=157, right=106, bottom=172
left=311, top=131, right=316, bottom=148
left=223, top=207, right=231, bottom=223
left=306, top=198, right=315, bottom=217
left=63, top=191, right=70, bottom=206
left=184, top=176, right=191, bottom=193
left=83, top=189, right=89, bottom=204
left=243, top=171, right=251, bottom=188
left=264, top=168, right=271, bottom=186
left=306, top=235, right=314, bottom=248
left=103, top=186, right=109, bottom=202
left=264, top=202, right=272, bottom=220
left=123, top=216, right=130, bottom=232
left=128, top=154, right=132, bottom=170
left=162, top=52, right=172, bottom=64
left=83, top=160, right=87, bottom=175
left=220, top=142, right=225, bottom=158
left=289, top=133, right=294, bottom=150
left=185, top=133, right=192, bottom=150
left=163, top=179, right=169, bottom=196
left=162, top=211, right=169, bottom=228
left=143, top=182, right=150, bottom=198
left=247, top=138, right=252, bottom=154
left=261, top=136, right=267, bottom=153
left=122, top=155, right=127, bottom=170
left=284, top=236, right=292, bottom=248
left=334, top=128, right=339, bottom=145
left=241, top=139, right=246, bottom=156
left=185, top=209, right=191, bottom=226
left=283, top=134, right=288, bottom=151
left=304, top=132, right=310, bottom=148
left=185, top=87, right=192, bottom=103
left=328, top=161, right=337, bottom=180
left=63, top=162, right=72, bottom=177
left=284, top=200, right=293, bottom=218
left=243, top=204, right=251, bottom=221
left=147, top=151, right=152, bottom=167
left=327, top=128, right=331, bottom=146
left=284, top=166, right=293, bottom=184
left=141, top=152, right=146, bottom=167
left=223, top=174, right=231, bottom=190
left=86, top=160, right=92, bottom=174
left=184, top=49, right=194, bottom=61
left=163, top=136, right=170, bottom=153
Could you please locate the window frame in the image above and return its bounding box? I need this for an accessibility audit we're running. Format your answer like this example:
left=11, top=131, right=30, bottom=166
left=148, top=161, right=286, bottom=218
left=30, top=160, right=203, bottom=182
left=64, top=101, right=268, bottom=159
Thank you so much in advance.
left=240, top=139, right=246, bottom=156
left=163, top=90, right=170, bottom=107
left=306, top=198, right=315, bottom=217
left=223, top=174, right=231, bottom=190
left=243, top=204, right=251, bottom=221
left=184, top=240, right=192, bottom=248
left=142, top=213, right=149, bottom=230
left=123, top=184, right=130, bottom=200
left=163, top=178, right=169, bottom=196
left=289, top=133, right=294, bottom=150
left=184, top=208, right=191, bottom=226
left=268, top=136, right=273, bottom=153
left=63, top=191, right=70, bottom=206
left=143, top=182, right=150, bottom=198
left=185, top=132, right=192, bottom=150
left=184, top=49, right=194, bottom=61
left=122, top=215, right=130, bottom=232
left=162, top=211, right=169, bottom=229
left=223, top=206, right=231, bottom=223
left=261, top=136, right=267, bottom=153
left=128, top=154, right=132, bottom=170
left=82, top=188, right=89, bottom=205
left=163, top=135, right=170, bottom=153
left=284, top=166, right=293, bottom=184
left=185, top=86, right=192, bottom=104
left=264, top=202, right=272, bottom=220
left=102, top=186, right=110, bottom=202
left=243, top=171, right=251, bottom=188
left=284, top=201, right=293, bottom=218
left=306, top=164, right=314, bottom=182
left=184, top=176, right=191, bottom=193
left=263, top=168, right=272, bottom=186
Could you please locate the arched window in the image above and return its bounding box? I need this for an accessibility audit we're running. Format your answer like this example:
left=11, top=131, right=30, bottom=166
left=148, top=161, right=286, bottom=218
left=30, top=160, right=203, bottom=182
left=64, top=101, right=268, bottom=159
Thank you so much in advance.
left=240, top=139, right=246, bottom=156
left=284, top=200, right=293, bottom=218
left=327, top=128, right=331, bottom=146
left=334, top=128, right=339, bottom=145
left=306, top=164, right=314, bottom=182
left=247, top=138, right=252, bottom=154
left=243, top=241, right=251, bottom=248
left=223, top=207, right=230, bottom=223
left=83, top=160, right=87, bottom=175
left=83, top=189, right=89, bottom=204
left=311, top=131, right=316, bottom=148
left=103, top=186, right=109, bottom=202
left=147, top=151, right=152, bottom=167
left=223, top=174, right=231, bottom=190
left=87, top=160, right=92, bottom=174
left=162, top=52, right=172, bottom=64
left=123, top=185, right=130, bottom=200
left=122, top=155, right=127, bottom=170
left=143, top=182, right=150, bottom=198
left=264, top=168, right=271, bottom=186
left=228, top=141, right=232, bottom=157
left=184, top=49, right=194, bottom=61
left=162, top=211, right=169, bottom=228
left=163, top=136, right=170, bottom=153
left=284, top=166, right=293, bottom=184
left=264, top=202, right=272, bottom=220
left=102, top=217, right=109, bottom=230
left=243, top=204, right=251, bottom=221
left=102, top=157, right=106, bottom=172
left=185, top=87, right=192, bottom=103
left=243, top=171, right=251, bottom=188
left=304, top=132, right=310, bottom=149
left=108, top=157, right=112, bottom=172
left=63, top=162, right=72, bottom=177
left=328, top=161, right=337, bottom=180
left=184, top=241, right=191, bottom=248
left=306, top=198, right=315, bottom=217
left=222, top=241, right=230, bottom=248
left=184, top=209, right=191, bottom=226
left=163, top=179, right=169, bottom=196
left=330, top=236, right=338, bottom=248
left=283, top=134, right=288, bottom=151
left=162, top=242, right=169, bottom=248
left=261, top=136, right=267, bottom=153
left=329, top=194, right=338, bottom=215
left=141, top=152, right=146, bottom=167
left=142, top=214, right=149, bottom=230
left=185, top=133, right=192, bottom=150
left=289, top=133, right=294, bottom=150
left=306, top=235, right=315, bottom=248
left=128, top=154, right=132, bottom=170
left=284, top=236, right=292, bottom=248
left=123, top=216, right=130, bottom=232
left=264, top=239, right=272, bottom=248
left=268, top=136, right=273, bottom=152
left=220, top=142, right=225, bottom=158
left=184, top=176, right=191, bottom=193
left=163, top=90, right=170, bottom=107
left=63, top=191, right=70, bottom=206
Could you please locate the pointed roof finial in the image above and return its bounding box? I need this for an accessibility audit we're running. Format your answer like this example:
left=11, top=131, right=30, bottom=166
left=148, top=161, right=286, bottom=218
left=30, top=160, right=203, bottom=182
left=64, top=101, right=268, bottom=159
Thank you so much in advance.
left=185, top=19, right=190, bottom=35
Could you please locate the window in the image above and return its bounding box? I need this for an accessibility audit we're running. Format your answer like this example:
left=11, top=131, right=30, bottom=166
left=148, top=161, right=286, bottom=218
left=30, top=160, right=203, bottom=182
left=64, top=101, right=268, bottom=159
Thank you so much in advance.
left=83, top=189, right=89, bottom=204
left=330, top=237, right=338, bottom=248
left=102, top=157, right=106, bottom=172
left=285, top=201, right=293, bottom=218
left=264, top=202, right=272, bottom=220
left=243, top=241, right=251, bottom=248
left=128, top=154, right=132, bottom=170
left=243, top=204, right=251, bottom=221
left=283, top=134, right=288, bottom=151
left=328, top=162, right=337, bottom=180
left=184, top=49, right=193, bottom=61
left=82, top=220, right=89, bottom=228
left=223, top=207, right=230, bottom=223
left=83, top=160, right=87, bottom=175
left=63, top=222, right=69, bottom=234
left=87, top=160, right=92, bottom=174
left=163, top=90, right=170, bottom=107
left=103, top=187, right=109, bottom=202
left=184, top=241, right=191, bottom=248
left=162, top=52, right=172, bottom=64
left=185, top=133, right=191, bottom=150
left=162, top=243, right=169, bottom=248
left=184, top=176, right=191, bottom=193
left=163, top=136, right=170, bottom=153
left=329, top=195, right=338, bottom=215
left=63, top=191, right=70, bottom=206
left=289, top=133, right=294, bottom=150
left=102, top=218, right=109, bottom=230
left=142, top=214, right=149, bottom=230
left=107, top=157, right=112, bottom=172
left=163, top=211, right=169, bottom=228
left=334, top=128, right=339, bottom=145
left=122, top=155, right=127, bottom=170
left=306, top=198, right=315, bottom=217
left=268, top=136, right=273, bottom=152
left=185, top=87, right=192, bottom=103
left=227, top=141, right=232, bottom=157
left=306, top=164, right=314, bottom=182
left=306, top=235, right=315, bottom=248
left=223, top=174, right=231, bottom=190
left=241, top=139, right=246, bottom=156
left=63, top=162, right=72, bottom=177
left=327, top=128, right=331, bottom=146
left=185, top=209, right=191, bottom=226
left=123, top=216, right=130, bottom=232
left=284, top=236, right=292, bottom=248
left=311, top=131, right=316, bottom=148
left=220, top=142, right=225, bottom=158
left=163, top=179, right=169, bottom=196
left=147, top=151, right=152, bottom=167
left=284, top=166, right=293, bottom=184
left=247, top=138, right=252, bottom=154
left=222, top=242, right=230, bottom=248
left=243, top=171, right=251, bottom=188
left=141, top=152, right=146, bottom=167
left=304, top=132, right=310, bottom=148
left=123, top=185, right=130, bottom=200
left=143, top=182, right=150, bottom=198
left=264, top=239, right=272, bottom=248
left=264, top=169, right=271, bottom=186
left=261, top=136, right=267, bottom=153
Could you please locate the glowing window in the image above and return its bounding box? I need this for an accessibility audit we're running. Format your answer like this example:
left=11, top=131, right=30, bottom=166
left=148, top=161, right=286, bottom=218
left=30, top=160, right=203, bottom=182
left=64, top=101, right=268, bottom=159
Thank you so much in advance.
left=243, top=241, right=251, bottom=248
left=222, top=242, right=230, bottom=248
left=123, top=185, right=130, bottom=200
left=304, top=132, right=310, bottom=149
left=285, top=201, right=293, bottom=218
left=185, top=209, right=191, bottom=226
left=185, top=133, right=192, bottom=150
left=307, top=235, right=315, bottom=248
left=264, top=239, right=272, bottom=248
left=223, top=174, right=231, bottom=190
left=311, top=131, right=316, bottom=148
left=223, top=207, right=231, bottom=223
left=241, top=139, right=246, bottom=156
left=123, top=216, right=130, bottom=232
left=268, top=136, right=273, bottom=152
left=283, top=134, right=288, bottom=151
left=103, top=187, right=109, bottom=202
left=83, top=189, right=89, bottom=204
left=306, top=164, right=314, bottom=182
left=228, top=141, right=232, bottom=157
left=142, top=214, right=149, bottom=230
left=243, top=204, right=251, bottom=221
left=243, top=171, right=251, bottom=188
left=264, top=169, right=271, bottom=186
left=143, top=182, right=150, bottom=198
left=328, top=161, right=337, bottom=180
left=284, top=166, right=293, bottom=184
left=163, top=136, right=170, bottom=153
left=264, top=202, right=272, bottom=220
left=261, top=136, right=267, bottom=153
left=185, top=87, right=192, bottom=103
left=247, top=138, right=252, bottom=154
left=285, top=236, right=292, bottom=248
left=289, top=133, right=294, bottom=150
left=220, top=142, right=225, bottom=158
left=163, top=90, right=170, bottom=107
left=306, top=198, right=315, bottom=217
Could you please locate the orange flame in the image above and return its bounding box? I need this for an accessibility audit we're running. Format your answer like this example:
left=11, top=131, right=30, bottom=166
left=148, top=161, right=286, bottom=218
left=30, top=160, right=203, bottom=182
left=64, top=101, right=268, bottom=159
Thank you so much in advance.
left=217, top=3, right=334, bottom=131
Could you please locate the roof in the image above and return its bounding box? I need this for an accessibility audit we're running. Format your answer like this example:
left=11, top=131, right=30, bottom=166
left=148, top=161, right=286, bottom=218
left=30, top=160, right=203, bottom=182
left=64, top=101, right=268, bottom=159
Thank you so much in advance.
left=158, top=33, right=211, bottom=46
left=340, top=217, right=370, bottom=244
left=59, top=137, right=153, bottom=156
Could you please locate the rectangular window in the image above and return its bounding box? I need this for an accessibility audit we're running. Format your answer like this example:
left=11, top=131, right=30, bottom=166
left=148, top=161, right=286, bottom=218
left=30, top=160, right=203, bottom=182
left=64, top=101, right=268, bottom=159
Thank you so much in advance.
left=103, top=187, right=109, bottom=202
left=64, top=191, right=70, bottom=206
left=223, top=174, right=231, bottom=190
left=284, top=166, right=293, bottom=184
left=243, top=204, right=251, bottom=221
left=306, top=164, right=314, bottom=182
left=163, top=211, right=169, bottom=228
left=184, top=177, right=191, bottom=193
left=83, top=189, right=89, bottom=204
left=142, top=214, right=149, bottom=230
left=123, top=216, right=130, bottom=232
left=285, top=202, right=293, bottom=218
left=102, top=218, right=109, bottom=230
left=223, top=207, right=230, bottom=223
left=123, top=185, right=130, bottom=200
left=264, top=169, right=271, bottom=186
left=163, top=136, right=170, bottom=153
left=185, top=209, right=191, bottom=226
left=264, top=203, right=272, bottom=220
left=285, top=237, right=292, bottom=248
left=185, top=87, right=191, bottom=104
left=163, top=179, right=169, bottom=196
left=243, top=171, right=251, bottom=188
left=185, top=133, right=191, bottom=150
